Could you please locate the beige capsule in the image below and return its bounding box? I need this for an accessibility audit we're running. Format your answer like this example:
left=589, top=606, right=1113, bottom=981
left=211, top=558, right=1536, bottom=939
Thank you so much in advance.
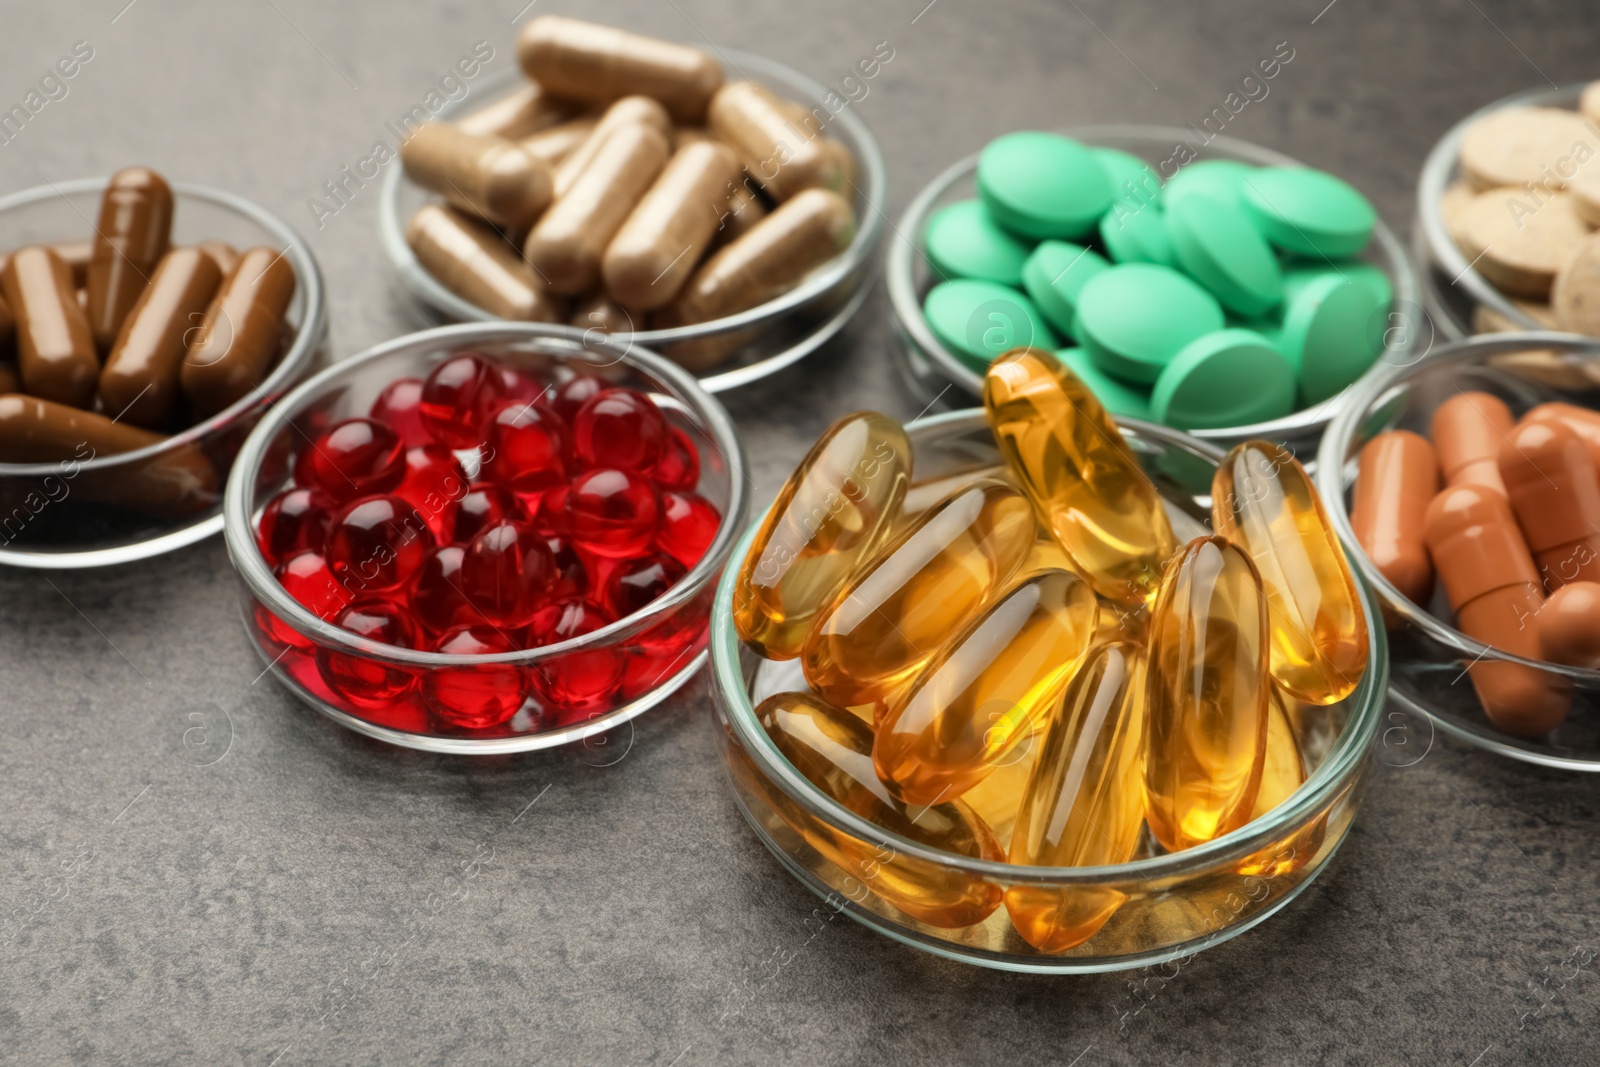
left=456, top=83, right=572, bottom=140
left=551, top=96, right=671, bottom=198
left=713, top=181, right=768, bottom=246
left=517, top=15, right=724, bottom=123
left=569, top=290, right=633, bottom=335
left=521, top=118, right=597, bottom=167
left=524, top=122, right=670, bottom=295
left=602, top=141, right=740, bottom=310
left=408, top=204, right=564, bottom=323
left=709, top=82, right=839, bottom=202
left=400, top=124, right=553, bottom=231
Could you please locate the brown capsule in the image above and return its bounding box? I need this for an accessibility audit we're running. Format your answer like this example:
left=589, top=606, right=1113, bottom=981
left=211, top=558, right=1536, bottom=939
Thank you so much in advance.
left=400, top=124, right=553, bottom=231
left=1498, top=420, right=1600, bottom=590
left=568, top=290, right=632, bottom=335
left=709, top=81, right=839, bottom=202
left=1350, top=430, right=1439, bottom=605
left=456, top=83, right=572, bottom=140
left=196, top=241, right=240, bottom=276
left=1536, top=581, right=1600, bottom=668
left=0, top=293, right=13, bottom=350
left=408, top=204, right=564, bottom=323
left=1431, top=391, right=1512, bottom=495
left=551, top=96, right=671, bottom=198
left=86, top=166, right=173, bottom=353
left=601, top=140, right=740, bottom=310
left=0, top=240, right=92, bottom=287
left=179, top=247, right=297, bottom=418
left=0, top=362, right=17, bottom=393
left=2, top=246, right=99, bottom=408
left=521, top=118, right=596, bottom=166
left=1523, top=402, right=1600, bottom=472
left=517, top=15, right=724, bottom=123
left=98, top=248, right=223, bottom=428
left=524, top=122, right=670, bottom=295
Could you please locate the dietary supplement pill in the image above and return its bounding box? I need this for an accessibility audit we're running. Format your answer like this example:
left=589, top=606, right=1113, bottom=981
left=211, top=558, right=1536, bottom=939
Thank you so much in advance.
left=518, top=15, right=724, bottom=123
left=2, top=246, right=99, bottom=408
left=407, top=204, right=564, bottom=323
left=99, top=247, right=223, bottom=427
left=709, top=81, right=838, bottom=202
left=1350, top=430, right=1439, bottom=605
left=86, top=166, right=173, bottom=353
left=399, top=123, right=553, bottom=231
left=180, top=246, right=297, bottom=418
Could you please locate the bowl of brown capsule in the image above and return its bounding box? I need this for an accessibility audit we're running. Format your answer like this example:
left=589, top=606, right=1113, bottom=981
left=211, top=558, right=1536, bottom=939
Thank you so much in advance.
left=0, top=168, right=326, bottom=567
left=377, top=15, right=887, bottom=393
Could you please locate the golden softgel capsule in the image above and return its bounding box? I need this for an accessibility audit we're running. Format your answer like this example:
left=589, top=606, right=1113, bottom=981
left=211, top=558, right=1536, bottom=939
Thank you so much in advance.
left=1006, top=640, right=1147, bottom=953
left=734, top=412, right=911, bottom=659
left=756, top=691, right=1004, bottom=928
left=984, top=347, right=1175, bottom=607
left=874, top=568, right=1098, bottom=807
left=1236, top=691, right=1323, bottom=878
left=1212, top=439, right=1368, bottom=705
left=1144, top=537, right=1270, bottom=852
left=802, top=477, right=1036, bottom=708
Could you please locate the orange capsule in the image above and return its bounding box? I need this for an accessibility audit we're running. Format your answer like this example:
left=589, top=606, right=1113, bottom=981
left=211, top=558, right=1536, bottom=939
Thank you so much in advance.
left=1523, top=402, right=1600, bottom=471
left=1431, top=391, right=1512, bottom=495
left=1349, top=430, right=1439, bottom=605
left=1235, top=691, right=1323, bottom=878
left=1537, top=581, right=1600, bottom=668
left=1497, top=419, right=1600, bottom=591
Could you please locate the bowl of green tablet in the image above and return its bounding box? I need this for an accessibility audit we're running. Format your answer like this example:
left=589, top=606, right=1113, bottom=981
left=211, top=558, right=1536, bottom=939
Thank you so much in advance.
left=886, top=126, right=1419, bottom=453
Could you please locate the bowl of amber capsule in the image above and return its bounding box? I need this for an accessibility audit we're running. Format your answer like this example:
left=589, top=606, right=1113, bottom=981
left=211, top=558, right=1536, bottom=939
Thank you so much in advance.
left=224, top=322, right=745, bottom=753
left=709, top=346, right=1386, bottom=971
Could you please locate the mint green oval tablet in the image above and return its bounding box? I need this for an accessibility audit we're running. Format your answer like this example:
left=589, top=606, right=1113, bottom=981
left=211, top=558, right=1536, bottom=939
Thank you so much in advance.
left=1151, top=328, right=1296, bottom=429
left=1073, top=263, right=1225, bottom=385
left=977, top=132, right=1111, bottom=240
left=923, top=278, right=1059, bottom=372
left=1058, top=347, right=1151, bottom=420
left=922, top=199, right=1034, bottom=285
left=1020, top=240, right=1109, bottom=337
left=1099, top=201, right=1174, bottom=266
left=1241, top=167, right=1377, bottom=257
left=1167, top=194, right=1284, bottom=317
left=1277, top=274, right=1385, bottom=405
left=1094, top=148, right=1160, bottom=205
left=1283, top=262, right=1392, bottom=310
left=1162, top=160, right=1254, bottom=210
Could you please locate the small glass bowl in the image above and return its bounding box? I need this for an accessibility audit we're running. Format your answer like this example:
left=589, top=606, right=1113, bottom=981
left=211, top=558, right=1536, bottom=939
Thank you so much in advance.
left=0, top=177, right=327, bottom=568
left=886, top=126, right=1420, bottom=457
left=223, top=323, right=748, bottom=755
left=1414, top=83, right=1590, bottom=340
left=710, top=408, right=1387, bottom=972
left=377, top=54, right=887, bottom=394
left=1318, top=333, right=1600, bottom=770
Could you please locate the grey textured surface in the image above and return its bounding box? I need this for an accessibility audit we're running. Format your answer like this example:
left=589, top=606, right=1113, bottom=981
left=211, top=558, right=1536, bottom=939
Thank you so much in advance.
left=2, top=1, right=1599, bottom=1064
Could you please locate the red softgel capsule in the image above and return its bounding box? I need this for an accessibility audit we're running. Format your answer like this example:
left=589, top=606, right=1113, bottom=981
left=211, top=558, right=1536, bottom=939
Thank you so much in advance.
left=601, top=555, right=685, bottom=620
left=534, top=484, right=570, bottom=537
left=325, top=494, right=433, bottom=595
left=454, top=482, right=519, bottom=545
left=407, top=545, right=478, bottom=634
left=293, top=418, right=405, bottom=506
left=572, top=388, right=667, bottom=471
left=528, top=598, right=622, bottom=720
left=369, top=378, right=435, bottom=447
left=459, top=520, right=556, bottom=628
left=545, top=534, right=589, bottom=601
left=257, top=487, right=330, bottom=567
left=424, top=625, right=527, bottom=729
left=567, top=468, right=660, bottom=558
left=276, top=550, right=354, bottom=622
left=498, top=364, right=547, bottom=405
left=549, top=373, right=607, bottom=423
left=419, top=351, right=508, bottom=448
left=482, top=401, right=570, bottom=495
left=318, top=598, right=421, bottom=706
left=394, top=445, right=468, bottom=543
left=650, top=424, right=701, bottom=492
left=657, top=491, right=719, bottom=568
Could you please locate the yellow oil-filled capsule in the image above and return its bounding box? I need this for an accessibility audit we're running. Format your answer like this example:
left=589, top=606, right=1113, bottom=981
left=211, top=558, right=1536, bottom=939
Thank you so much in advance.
left=755, top=691, right=1004, bottom=928
left=1006, top=640, right=1147, bottom=953
left=1212, top=439, right=1369, bottom=705
left=984, top=347, right=1176, bottom=607
left=734, top=412, right=911, bottom=659
left=1236, top=691, right=1324, bottom=877
left=802, top=478, right=1036, bottom=708
left=1144, top=537, right=1270, bottom=852
left=874, top=568, right=1099, bottom=807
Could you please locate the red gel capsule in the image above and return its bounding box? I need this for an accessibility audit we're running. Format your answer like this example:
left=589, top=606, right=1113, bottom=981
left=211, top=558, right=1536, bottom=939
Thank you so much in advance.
left=534, top=484, right=570, bottom=537
left=460, top=520, right=556, bottom=627
left=318, top=598, right=421, bottom=706
left=567, top=468, right=660, bottom=558
left=419, top=351, right=508, bottom=448
left=602, top=555, right=685, bottom=619
left=257, top=487, right=330, bottom=567
left=406, top=545, right=478, bottom=634
left=293, top=418, right=406, bottom=506
left=550, top=373, right=607, bottom=422
left=573, top=388, right=667, bottom=471
left=369, top=377, right=435, bottom=447
left=454, top=482, right=520, bottom=545
left=650, top=424, right=701, bottom=492
left=498, top=364, right=547, bottom=405
left=394, top=445, right=468, bottom=543
left=482, top=400, right=570, bottom=494
left=424, top=625, right=526, bottom=729
left=325, top=494, right=433, bottom=595
left=546, top=534, right=589, bottom=601
left=528, top=598, right=622, bottom=720
left=275, top=550, right=354, bottom=632
left=657, top=491, right=719, bottom=568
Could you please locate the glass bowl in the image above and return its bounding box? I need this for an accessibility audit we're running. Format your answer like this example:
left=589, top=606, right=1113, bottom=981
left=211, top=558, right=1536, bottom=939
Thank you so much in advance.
left=710, top=408, right=1388, bottom=972
left=377, top=54, right=887, bottom=394
left=886, top=126, right=1420, bottom=457
left=0, top=177, right=327, bottom=568
left=1414, top=83, right=1590, bottom=340
left=223, top=323, right=748, bottom=755
left=1318, top=332, right=1600, bottom=770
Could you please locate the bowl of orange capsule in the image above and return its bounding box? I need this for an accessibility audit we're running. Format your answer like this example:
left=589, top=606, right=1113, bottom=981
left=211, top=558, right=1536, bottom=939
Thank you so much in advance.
left=709, top=347, right=1386, bottom=972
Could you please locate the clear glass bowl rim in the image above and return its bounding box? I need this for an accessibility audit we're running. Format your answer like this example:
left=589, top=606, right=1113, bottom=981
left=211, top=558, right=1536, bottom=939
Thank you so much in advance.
left=711, top=407, right=1389, bottom=886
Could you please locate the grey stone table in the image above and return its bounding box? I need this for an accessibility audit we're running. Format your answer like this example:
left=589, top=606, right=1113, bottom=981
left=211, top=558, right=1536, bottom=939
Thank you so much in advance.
left=2, top=1, right=1597, bottom=1063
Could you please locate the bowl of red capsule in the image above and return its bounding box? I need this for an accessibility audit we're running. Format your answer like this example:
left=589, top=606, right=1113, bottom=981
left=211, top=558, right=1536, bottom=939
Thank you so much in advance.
left=222, top=322, right=746, bottom=752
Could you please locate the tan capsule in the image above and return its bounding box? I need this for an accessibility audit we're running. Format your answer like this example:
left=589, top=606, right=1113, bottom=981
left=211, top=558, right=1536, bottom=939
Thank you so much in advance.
left=99, top=248, right=223, bottom=428
left=86, top=166, right=173, bottom=353
left=709, top=81, right=839, bottom=201
left=196, top=241, right=240, bottom=276
left=179, top=247, right=297, bottom=418
left=456, top=83, right=571, bottom=140
left=517, top=15, right=724, bottom=123
left=601, top=140, right=740, bottom=310
left=408, top=204, right=565, bottom=323
left=400, top=124, right=553, bottom=231
left=521, top=118, right=596, bottom=166
left=524, top=122, right=670, bottom=295
left=2, top=247, right=99, bottom=408
left=551, top=96, right=671, bottom=198
left=569, top=290, right=633, bottom=334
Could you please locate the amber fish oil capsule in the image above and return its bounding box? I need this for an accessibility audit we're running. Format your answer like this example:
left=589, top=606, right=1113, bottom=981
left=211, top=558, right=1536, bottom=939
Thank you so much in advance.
left=1235, top=690, right=1323, bottom=878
